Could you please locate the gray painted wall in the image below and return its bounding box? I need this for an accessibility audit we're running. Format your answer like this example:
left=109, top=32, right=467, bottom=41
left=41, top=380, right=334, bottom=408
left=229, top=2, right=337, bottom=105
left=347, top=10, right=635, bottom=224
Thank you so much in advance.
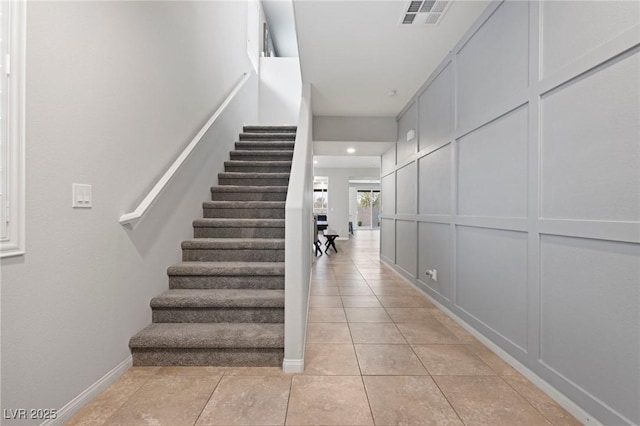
left=313, top=116, right=397, bottom=142
left=0, top=2, right=257, bottom=423
left=380, top=1, right=640, bottom=425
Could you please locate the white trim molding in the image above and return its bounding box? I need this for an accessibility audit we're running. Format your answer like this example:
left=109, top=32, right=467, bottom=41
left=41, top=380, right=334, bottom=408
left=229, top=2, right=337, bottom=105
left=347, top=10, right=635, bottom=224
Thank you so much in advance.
left=1, top=0, right=26, bottom=258
left=380, top=257, right=603, bottom=426
left=282, top=358, right=304, bottom=373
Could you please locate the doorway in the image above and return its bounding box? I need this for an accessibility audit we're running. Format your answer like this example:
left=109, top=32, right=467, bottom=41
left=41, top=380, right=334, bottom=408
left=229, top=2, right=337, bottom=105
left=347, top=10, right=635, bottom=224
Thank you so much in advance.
left=356, top=189, right=380, bottom=230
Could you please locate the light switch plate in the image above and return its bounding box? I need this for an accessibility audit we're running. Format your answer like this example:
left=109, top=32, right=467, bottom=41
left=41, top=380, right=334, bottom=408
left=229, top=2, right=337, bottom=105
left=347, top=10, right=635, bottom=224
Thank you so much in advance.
left=407, top=129, right=416, bottom=142
left=72, top=183, right=92, bottom=208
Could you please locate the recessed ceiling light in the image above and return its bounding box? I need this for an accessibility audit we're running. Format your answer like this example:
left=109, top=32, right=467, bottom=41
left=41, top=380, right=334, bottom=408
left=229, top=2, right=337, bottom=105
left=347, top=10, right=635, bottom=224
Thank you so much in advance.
left=313, top=160, right=318, bottom=164
left=347, top=148, right=356, bottom=154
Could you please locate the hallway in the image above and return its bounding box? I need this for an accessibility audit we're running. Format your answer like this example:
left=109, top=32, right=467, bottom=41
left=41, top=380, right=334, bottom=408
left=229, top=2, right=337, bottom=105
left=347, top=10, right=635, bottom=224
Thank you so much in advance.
left=68, top=231, right=580, bottom=425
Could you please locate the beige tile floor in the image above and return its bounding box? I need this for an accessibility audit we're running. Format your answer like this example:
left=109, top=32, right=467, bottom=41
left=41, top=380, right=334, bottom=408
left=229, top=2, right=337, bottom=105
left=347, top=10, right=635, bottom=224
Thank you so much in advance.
left=68, top=231, right=582, bottom=426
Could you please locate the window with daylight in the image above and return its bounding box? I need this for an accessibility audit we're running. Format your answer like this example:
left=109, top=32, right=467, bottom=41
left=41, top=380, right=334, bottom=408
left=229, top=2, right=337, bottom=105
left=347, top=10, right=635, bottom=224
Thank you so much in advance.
left=313, top=189, right=328, bottom=211
left=313, top=177, right=328, bottom=214
left=0, top=1, right=25, bottom=258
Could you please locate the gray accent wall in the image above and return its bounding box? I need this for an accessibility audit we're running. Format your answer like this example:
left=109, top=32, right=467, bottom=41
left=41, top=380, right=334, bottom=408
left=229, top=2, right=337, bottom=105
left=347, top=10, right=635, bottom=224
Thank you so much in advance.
left=380, top=1, right=640, bottom=425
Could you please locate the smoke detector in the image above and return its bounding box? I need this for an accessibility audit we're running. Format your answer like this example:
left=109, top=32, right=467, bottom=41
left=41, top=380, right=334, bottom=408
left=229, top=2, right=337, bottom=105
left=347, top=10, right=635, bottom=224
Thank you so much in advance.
left=400, top=1, right=452, bottom=26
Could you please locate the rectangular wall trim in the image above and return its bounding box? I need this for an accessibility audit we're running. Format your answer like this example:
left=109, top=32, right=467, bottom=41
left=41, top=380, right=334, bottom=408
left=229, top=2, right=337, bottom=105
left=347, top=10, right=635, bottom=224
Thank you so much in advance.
left=382, top=1, right=640, bottom=424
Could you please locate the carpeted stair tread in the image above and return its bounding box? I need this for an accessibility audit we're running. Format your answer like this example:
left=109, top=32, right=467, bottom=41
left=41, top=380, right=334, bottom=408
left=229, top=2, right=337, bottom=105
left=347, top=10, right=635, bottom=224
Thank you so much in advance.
left=243, top=125, right=296, bottom=133
left=203, top=201, right=285, bottom=209
left=130, top=323, right=284, bottom=349
left=210, top=186, right=287, bottom=201
left=193, top=218, right=285, bottom=228
left=239, top=133, right=296, bottom=141
left=224, top=160, right=292, bottom=166
left=130, top=124, right=292, bottom=367
left=182, top=238, right=284, bottom=249
left=151, top=289, right=284, bottom=308
left=224, top=161, right=292, bottom=173
left=168, top=261, right=284, bottom=276
left=230, top=150, right=294, bottom=159
left=211, top=185, right=288, bottom=193
left=233, top=143, right=295, bottom=151
left=219, top=172, right=290, bottom=178
left=225, top=160, right=292, bottom=165
left=218, top=173, right=289, bottom=187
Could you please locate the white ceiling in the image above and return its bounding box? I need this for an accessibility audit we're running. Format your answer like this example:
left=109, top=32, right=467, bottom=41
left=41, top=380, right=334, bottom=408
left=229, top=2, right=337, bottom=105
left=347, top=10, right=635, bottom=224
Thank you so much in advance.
left=314, top=140, right=394, bottom=156
left=314, top=155, right=381, bottom=169
left=293, top=0, right=489, bottom=116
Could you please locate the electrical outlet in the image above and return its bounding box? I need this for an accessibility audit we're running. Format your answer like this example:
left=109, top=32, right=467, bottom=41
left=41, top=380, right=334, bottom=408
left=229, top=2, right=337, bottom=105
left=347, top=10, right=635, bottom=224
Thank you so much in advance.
left=425, top=269, right=437, bottom=282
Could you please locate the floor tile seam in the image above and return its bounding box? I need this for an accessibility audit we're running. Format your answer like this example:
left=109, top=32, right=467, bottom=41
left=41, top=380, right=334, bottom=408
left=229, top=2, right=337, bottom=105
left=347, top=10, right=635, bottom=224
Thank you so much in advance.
left=352, top=342, right=412, bottom=346
left=404, top=334, right=435, bottom=378
left=191, top=374, right=223, bottom=426
left=283, top=373, right=294, bottom=426
left=344, top=321, right=364, bottom=378
left=299, top=373, right=364, bottom=377
left=428, top=375, right=467, bottom=425
left=418, top=373, right=502, bottom=377
left=358, top=374, right=377, bottom=425
left=219, top=373, right=293, bottom=377
left=500, top=375, right=561, bottom=425
left=447, top=339, right=509, bottom=377
left=99, top=374, right=155, bottom=426
left=404, top=341, right=470, bottom=346
left=433, top=343, right=497, bottom=375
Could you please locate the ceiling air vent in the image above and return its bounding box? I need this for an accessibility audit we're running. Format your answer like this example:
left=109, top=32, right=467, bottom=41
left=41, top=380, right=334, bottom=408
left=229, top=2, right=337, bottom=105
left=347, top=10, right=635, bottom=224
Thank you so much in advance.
left=407, top=1, right=422, bottom=13
left=400, top=0, right=452, bottom=26
left=403, top=13, right=416, bottom=24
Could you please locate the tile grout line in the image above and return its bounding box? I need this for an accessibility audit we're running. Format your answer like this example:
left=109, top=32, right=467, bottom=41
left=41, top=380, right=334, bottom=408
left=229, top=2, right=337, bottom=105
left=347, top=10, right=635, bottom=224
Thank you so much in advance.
left=359, top=374, right=377, bottom=425
left=191, top=375, right=223, bottom=426
left=429, top=375, right=468, bottom=426
left=96, top=373, right=155, bottom=426
left=348, top=255, right=378, bottom=425
left=500, top=374, right=560, bottom=425
left=282, top=374, right=294, bottom=426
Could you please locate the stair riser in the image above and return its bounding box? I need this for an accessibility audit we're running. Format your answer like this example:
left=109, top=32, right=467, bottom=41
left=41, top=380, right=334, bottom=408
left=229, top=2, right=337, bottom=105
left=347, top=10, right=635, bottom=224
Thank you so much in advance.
left=169, top=276, right=284, bottom=290
left=203, top=208, right=285, bottom=219
left=211, top=192, right=287, bottom=202
left=183, top=249, right=284, bottom=262
left=132, top=348, right=283, bottom=367
left=224, top=165, right=292, bottom=173
left=152, top=309, right=284, bottom=323
left=194, top=227, right=285, bottom=238
left=219, top=177, right=289, bottom=186
left=239, top=134, right=295, bottom=141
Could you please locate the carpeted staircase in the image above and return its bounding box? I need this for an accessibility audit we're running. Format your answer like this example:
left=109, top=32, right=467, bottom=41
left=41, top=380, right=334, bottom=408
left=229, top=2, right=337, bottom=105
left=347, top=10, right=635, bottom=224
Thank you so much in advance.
left=129, top=125, right=296, bottom=366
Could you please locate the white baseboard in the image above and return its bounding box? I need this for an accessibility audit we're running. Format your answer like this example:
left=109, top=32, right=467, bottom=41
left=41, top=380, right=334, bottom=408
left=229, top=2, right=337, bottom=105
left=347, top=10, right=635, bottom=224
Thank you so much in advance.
left=282, top=358, right=304, bottom=373
left=380, top=257, right=602, bottom=426
left=42, top=355, right=132, bottom=426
